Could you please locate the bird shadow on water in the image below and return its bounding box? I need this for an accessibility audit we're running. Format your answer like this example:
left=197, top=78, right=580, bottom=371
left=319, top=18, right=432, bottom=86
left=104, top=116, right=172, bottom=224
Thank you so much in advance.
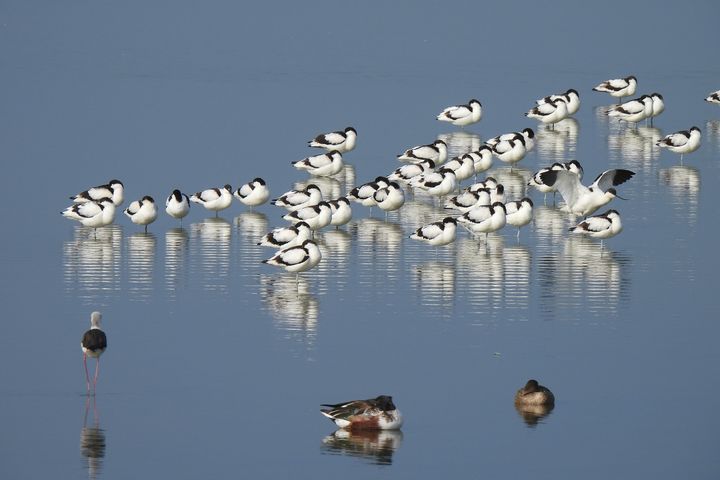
left=80, top=396, right=106, bottom=480
left=321, top=429, right=403, bottom=466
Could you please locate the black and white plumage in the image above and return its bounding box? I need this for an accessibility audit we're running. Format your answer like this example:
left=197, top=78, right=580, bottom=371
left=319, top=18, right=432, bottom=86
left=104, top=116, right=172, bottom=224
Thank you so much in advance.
left=308, top=127, right=357, bottom=153
left=648, top=93, right=665, bottom=124
left=436, top=99, right=482, bottom=127
left=528, top=161, right=583, bottom=200
left=526, top=98, right=569, bottom=127
left=262, top=239, right=322, bottom=275
left=705, top=90, right=720, bottom=105
left=283, top=201, right=333, bottom=231
left=62, top=198, right=116, bottom=230
left=165, top=190, right=190, bottom=223
left=606, top=94, right=653, bottom=125
left=124, top=196, right=157, bottom=232
left=409, top=217, right=457, bottom=247
left=81, top=311, right=107, bottom=394
left=656, top=127, right=702, bottom=162
left=539, top=168, right=635, bottom=217
left=443, top=154, right=475, bottom=183
left=505, top=197, right=534, bottom=238
left=444, top=187, right=491, bottom=213
left=592, top=75, right=637, bottom=102
left=397, top=140, right=447, bottom=164
left=570, top=209, right=623, bottom=247
left=348, top=176, right=390, bottom=207
left=234, top=178, right=270, bottom=207
left=490, top=133, right=527, bottom=166
left=468, top=176, right=498, bottom=193
left=373, top=182, right=405, bottom=214
left=466, top=146, right=494, bottom=176
left=292, top=151, right=344, bottom=177
left=409, top=168, right=457, bottom=197
left=457, top=202, right=507, bottom=239
left=320, top=395, right=403, bottom=430
left=388, top=159, right=435, bottom=184
left=272, top=184, right=323, bottom=211
left=257, top=221, right=312, bottom=249
left=327, top=197, right=352, bottom=227
left=70, top=179, right=125, bottom=206
left=486, top=128, right=535, bottom=152
left=190, top=185, right=233, bottom=215
left=537, top=89, right=580, bottom=116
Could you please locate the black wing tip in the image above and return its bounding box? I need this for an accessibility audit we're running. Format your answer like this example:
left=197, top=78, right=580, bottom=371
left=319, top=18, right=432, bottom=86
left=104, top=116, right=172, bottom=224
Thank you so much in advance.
left=539, top=169, right=559, bottom=186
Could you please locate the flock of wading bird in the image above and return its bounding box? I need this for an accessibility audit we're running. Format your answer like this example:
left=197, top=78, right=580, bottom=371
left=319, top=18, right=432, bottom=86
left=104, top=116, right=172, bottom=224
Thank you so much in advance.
left=75, top=77, right=717, bottom=428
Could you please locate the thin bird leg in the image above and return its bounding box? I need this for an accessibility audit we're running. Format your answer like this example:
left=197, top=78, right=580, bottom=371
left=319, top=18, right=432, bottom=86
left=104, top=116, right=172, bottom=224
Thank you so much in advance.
left=93, top=357, right=101, bottom=391
left=84, top=353, right=91, bottom=393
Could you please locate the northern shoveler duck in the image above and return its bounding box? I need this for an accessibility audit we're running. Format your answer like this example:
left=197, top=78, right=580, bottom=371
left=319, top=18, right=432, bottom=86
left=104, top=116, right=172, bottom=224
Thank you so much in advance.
left=320, top=395, right=403, bottom=430
left=514, top=379, right=555, bottom=406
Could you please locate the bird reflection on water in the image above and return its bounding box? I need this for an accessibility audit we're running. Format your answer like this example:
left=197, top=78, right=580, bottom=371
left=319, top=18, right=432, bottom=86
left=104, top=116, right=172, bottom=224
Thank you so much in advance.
left=514, top=402, right=554, bottom=427
left=127, top=232, right=156, bottom=302
left=80, top=397, right=106, bottom=480
left=189, top=218, right=232, bottom=295
left=165, top=228, right=189, bottom=297
left=608, top=125, right=662, bottom=169
left=63, top=225, right=122, bottom=305
left=321, top=429, right=403, bottom=466
left=437, top=131, right=482, bottom=160
left=535, top=118, right=579, bottom=162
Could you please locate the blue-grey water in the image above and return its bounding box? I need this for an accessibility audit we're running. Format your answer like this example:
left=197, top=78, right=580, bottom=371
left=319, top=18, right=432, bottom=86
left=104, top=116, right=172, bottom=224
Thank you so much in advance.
left=1, top=1, right=719, bottom=478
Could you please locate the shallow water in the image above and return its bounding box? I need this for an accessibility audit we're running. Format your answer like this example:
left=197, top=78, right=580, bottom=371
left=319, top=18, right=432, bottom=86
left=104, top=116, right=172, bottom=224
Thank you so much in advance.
left=2, top=1, right=720, bottom=478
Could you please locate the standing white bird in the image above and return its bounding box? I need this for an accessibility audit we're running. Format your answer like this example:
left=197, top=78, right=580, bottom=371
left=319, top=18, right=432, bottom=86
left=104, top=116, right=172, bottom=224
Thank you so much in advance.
left=648, top=93, right=665, bottom=126
left=373, top=182, right=405, bottom=216
left=124, top=195, right=158, bottom=232
left=466, top=146, right=494, bottom=178
left=62, top=198, right=116, bottom=232
left=491, top=184, right=505, bottom=204
left=190, top=185, right=233, bottom=216
left=528, top=161, right=583, bottom=202
left=593, top=75, right=638, bottom=103
left=526, top=98, right=569, bottom=129
left=444, top=154, right=475, bottom=184
left=436, top=99, right=483, bottom=127
left=570, top=209, right=623, bottom=248
left=234, top=178, right=270, bottom=207
left=348, top=176, right=390, bottom=208
left=388, top=159, right=435, bottom=184
left=490, top=133, right=527, bottom=168
left=539, top=168, right=635, bottom=217
left=70, top=179, right=125, bottom=206
left=308, top=127, right=357, bottom=153
left=327, top=197, right=353, bottom=228
left=410, top=217, right=457, bottom=247
left=292, top=151, right=344, bottom=177
left=397, top=140, right=447, bottom=164
left=457, top=202, right=507, bottom=240
left=410, top=168, right=457, bottom=197
left=81, top=311, right=107, bottom=395
left=257, top=221, right=312, bottom=248
left=283, top=201, right=333, bottom=231
left=444, top=187, right=491, bottom=213
left=655, top=127, right=702, bottom=163
left=505, top=197, right=534, bottom=239
left=537, top=89, right=581, bottom=116
left=487, top=128, right=535, bottom=152
left=606, top=95, right=653, bottom=126
left=262, top=239, right=322, bottom=282
left=165, top=189, right=190, bottom=224
left=705, top=90, right=720, bottom=105
left=272, top=184, right=323, bottom=211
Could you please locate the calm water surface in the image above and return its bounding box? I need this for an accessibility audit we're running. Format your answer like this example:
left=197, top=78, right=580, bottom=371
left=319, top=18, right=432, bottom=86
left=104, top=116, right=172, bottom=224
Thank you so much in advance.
left=1, top=1, right=719, bottom=479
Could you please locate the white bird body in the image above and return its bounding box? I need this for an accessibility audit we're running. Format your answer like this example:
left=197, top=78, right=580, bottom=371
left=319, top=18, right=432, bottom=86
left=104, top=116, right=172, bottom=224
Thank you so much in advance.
left=656, top=127, right=701, bottom=160
left=466, top=146, right=494, bottom=175
left=436, top=99, right=482, bottom=127
left=528, top=160, right=584, bottom=195
left=373, top=182, right=405, bottom=212
left=593, top=76, right=637, bottom=100
left=234, top=178, right=270, bottom=207
left=410, top=168, right=457, bottom=196
left=388, top=159, right=435, bottom=184
left=570, top=209, right=623, bottom=241
left=491, top=184, right=505, bottom=204
left=491, top=134, right=527, bottom=165
left=272, top=185, right=323, bottom=211
left=706, top=90, right=720, bottom=105
left=263, top=240, right=322, bottom=274
left=537, top=89, right=580, bottom=116
left=62, top=198, right=116, bottom=229
left=124, top=196, right=158, bottom=229
left=292, top=151, right=344, bottom=177
left=257, top=221, right=312, bottom=248
left=445, top=187, right=491, bottom=213
left=649, top=93, right=665, bottom=120
left=607, top=95, right=653, bottom=124
left=398, top=140, right=447, bottom=164
left=348, top=177, right=390, bottom=207
left=457, top=202, right=507, bottom=236
left=327, top=197, right=352, bottom=227
left=190, top=185, right=233, bottom=213
left=526, top=98, right=569, bottom=126
left=283, top=201, right=332, bottom=230
left=486, top=128, right=535, bottom=152
left=410, top=217, right=457, bottom=246
left=505, top=198, right=534, bottom=236
left=71, top=180, right=124, bottom=206
left=469, top=176, right=498, bottom=193
left=539, top=168, right=635, bottom=217
left=165, top=190, right=190, bottom=220
left=308, top=127, right=357, bottom=153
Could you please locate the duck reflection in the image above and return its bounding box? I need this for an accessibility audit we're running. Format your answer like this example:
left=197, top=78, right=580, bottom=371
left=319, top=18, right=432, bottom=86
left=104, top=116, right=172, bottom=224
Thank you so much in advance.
left=438, top=131, right=482, bottom=159
left=535, top=118, right=579, bottom=162
left=659, top=165, right=700, bottom=225
left=259, top=274, right=318, bottom=353
left=538, top=237, right=630, bottom=319
left=63, top=225, right=122, bottom=304
left=321, top=429, right=403, bottom=466
left=126, top=232, right=156, bottom=302
left=608, top=125, right=662, bottom=168
left=165, top=228, right=189, bottom=296
left=490, top=166, right=532, bottom=200
left=514, top=403, right=554, bottom=427
left=190, top=218, right=232, bottom=294
left=80, top=397, right=106, bottom=480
